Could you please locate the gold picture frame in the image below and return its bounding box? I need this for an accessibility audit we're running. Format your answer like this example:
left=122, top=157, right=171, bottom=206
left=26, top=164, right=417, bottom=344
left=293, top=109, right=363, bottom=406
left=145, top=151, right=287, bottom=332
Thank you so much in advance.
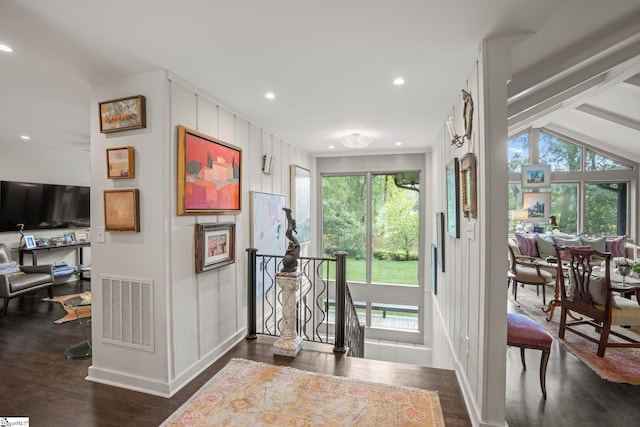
left=177, top=125, right=242, bottom=215
left=99, top=95, right=146, bottom=133
left=104, top=189, right=140, bottom=232
left=106, top=146, right=135, bottom=179
left=459, top=152, right=477, bottom=219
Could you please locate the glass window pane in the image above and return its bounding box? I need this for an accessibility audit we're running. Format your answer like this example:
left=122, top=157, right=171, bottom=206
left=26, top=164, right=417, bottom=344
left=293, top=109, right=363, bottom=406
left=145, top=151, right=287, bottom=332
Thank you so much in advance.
left=539, top=131, right=582, bottom=171
left=585, top=183, right=627, bottom=236
left=508, top=132, right=529, bottom=173
left=585, top=150, right=631, bottom=171
left=545, top=184, right=578, bottom=234
left=322, top=175, right=366, bottom=282
left=508, top=183, right=523, bottom=233
left=371, top=174, right=419, bottom=285
left=370, top=303, right=418, bottom=330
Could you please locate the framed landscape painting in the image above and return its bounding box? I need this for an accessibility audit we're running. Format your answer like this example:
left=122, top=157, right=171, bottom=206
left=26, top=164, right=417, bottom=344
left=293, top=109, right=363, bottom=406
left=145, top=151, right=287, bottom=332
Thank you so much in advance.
left=521, top=164, right=551, bottom=188
left=523, top=192, right=551, bottom=221
left=177, top=125, right=242, bottom=215
left=104, top=189, right=140, bottom=232
left=106, top=146, right=135, bottom=179
left=195, top=223, right=235, bottom=272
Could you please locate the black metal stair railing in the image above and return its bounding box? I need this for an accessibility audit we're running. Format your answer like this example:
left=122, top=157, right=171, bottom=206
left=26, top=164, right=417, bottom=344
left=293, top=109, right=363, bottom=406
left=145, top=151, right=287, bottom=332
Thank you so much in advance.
left=246, top=248, right=364, bottom=357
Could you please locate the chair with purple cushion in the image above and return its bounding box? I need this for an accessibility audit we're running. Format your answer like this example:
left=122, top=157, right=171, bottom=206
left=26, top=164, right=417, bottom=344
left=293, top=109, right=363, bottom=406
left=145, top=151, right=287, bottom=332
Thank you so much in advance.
left=507, top=312, right=553, bottom=398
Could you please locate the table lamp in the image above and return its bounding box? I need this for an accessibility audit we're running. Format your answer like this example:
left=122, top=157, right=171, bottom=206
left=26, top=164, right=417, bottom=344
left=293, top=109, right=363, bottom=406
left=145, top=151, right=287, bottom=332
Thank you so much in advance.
left=512, top=210, right=529, bottom=233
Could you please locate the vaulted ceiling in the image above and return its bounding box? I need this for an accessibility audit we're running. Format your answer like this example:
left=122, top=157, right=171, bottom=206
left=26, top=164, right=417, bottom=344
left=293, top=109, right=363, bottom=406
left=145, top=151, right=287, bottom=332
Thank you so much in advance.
left=1, top=0, right=639, bottom=159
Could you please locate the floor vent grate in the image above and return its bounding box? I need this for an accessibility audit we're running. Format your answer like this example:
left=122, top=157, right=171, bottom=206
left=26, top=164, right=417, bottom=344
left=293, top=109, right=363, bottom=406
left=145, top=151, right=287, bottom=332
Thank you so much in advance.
left=102, top=276, right=154, bottom=352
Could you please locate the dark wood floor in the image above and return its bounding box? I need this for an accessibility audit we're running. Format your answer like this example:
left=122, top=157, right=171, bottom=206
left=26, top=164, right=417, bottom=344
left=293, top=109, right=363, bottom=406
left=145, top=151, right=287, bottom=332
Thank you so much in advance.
left=0, top=281, right=470, bottom=426
left=507, top=285, right=640, bottom=427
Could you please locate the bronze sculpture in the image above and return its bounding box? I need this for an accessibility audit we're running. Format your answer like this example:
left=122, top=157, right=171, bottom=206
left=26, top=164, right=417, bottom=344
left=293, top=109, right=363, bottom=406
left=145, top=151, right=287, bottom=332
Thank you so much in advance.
left=281, top=208, right=300, bottom=272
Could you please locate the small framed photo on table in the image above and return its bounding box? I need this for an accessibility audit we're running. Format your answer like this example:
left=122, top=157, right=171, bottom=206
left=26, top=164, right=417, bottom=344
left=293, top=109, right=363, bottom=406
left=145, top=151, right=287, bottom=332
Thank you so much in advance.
left=24, top=235, right=36, bottom=249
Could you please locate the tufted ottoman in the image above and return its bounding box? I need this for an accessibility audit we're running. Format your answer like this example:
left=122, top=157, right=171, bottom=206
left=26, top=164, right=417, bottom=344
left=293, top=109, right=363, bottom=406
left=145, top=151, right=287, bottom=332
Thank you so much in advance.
left=507, top=312, right=553, bottom=399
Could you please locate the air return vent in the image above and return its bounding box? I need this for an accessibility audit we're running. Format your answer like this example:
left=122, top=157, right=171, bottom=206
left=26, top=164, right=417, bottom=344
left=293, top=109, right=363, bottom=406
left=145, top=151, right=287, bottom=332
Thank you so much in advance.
left=102, top=276, right=154, bottom=352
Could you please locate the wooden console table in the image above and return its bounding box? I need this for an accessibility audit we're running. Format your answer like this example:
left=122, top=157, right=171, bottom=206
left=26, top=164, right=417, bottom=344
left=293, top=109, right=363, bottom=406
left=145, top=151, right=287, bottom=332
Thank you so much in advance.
left=19, top=242, right=90, bottom=280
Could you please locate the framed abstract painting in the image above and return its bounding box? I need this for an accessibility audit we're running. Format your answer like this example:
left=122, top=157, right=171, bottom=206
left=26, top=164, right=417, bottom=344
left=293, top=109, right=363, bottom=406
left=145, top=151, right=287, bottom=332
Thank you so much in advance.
left=99, top=95, right=146, bottom=133
left=177, top=125, right=242, bottom=215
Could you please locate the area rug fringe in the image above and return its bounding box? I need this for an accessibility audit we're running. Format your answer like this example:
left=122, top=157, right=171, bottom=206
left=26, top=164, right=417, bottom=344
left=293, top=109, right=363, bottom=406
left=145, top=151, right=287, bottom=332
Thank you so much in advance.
left=161, top=358, right=445, bottom=426
left=512, top=285, right=640, bottom=385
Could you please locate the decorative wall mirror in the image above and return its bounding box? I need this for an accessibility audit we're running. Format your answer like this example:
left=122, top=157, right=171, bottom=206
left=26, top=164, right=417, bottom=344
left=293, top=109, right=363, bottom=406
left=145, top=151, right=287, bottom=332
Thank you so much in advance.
left=459, top=153, right=477, bottom=219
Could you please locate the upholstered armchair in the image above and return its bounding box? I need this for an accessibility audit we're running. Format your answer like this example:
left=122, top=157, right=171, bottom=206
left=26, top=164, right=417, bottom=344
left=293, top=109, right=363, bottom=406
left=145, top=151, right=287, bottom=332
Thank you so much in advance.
left=554, top=244, right=640, bottom=357
left=0, top=243, right=54, bottom=315
left=508, top=240, right=554, bottom=305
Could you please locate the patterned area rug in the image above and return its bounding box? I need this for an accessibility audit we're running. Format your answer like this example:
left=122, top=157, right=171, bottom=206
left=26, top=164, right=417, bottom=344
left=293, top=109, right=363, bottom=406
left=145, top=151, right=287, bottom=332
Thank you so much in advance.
left=41, top=292, right=91, bottom=324
left=161, top=358, right=445, bottom=426
left=512, top=285, right=640, bottom=385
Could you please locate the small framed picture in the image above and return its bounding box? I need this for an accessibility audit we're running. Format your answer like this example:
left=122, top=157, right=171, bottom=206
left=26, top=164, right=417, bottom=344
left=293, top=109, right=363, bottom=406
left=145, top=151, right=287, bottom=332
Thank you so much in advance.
left=521, top=164, right=551, bottom=188
left=74, top=231, right=89, bottom=242
left=24, top=235, right=36, bottom=249
left=106, top=146, right=135, bottom=179
left=523, top=192, right=551, bottom=221
left=99, top=95, right=146, bottom=133
left=195, top=223, right=235, bottom=272
left=104, top=189, right=140, bottom=232
left=459, top=153, right=477, bottom=219
left=64, top=233, right=75, bottom=244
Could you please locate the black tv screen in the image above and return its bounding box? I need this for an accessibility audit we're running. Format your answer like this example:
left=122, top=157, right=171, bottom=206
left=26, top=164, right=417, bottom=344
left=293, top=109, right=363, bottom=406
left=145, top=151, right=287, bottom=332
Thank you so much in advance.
left=0, top=180, right=90, bottom=232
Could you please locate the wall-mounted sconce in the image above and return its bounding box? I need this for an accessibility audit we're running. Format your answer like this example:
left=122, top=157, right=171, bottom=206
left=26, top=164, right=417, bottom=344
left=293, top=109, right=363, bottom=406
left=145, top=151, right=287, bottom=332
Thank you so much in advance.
left=262, top=154, right=274, bottom=174
left=447, top=89, right=474, bottom=148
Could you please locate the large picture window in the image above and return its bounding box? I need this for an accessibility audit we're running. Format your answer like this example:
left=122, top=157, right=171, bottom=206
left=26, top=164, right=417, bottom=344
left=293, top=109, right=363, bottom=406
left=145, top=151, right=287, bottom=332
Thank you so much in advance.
left=507, top=129, right=635, bottom=236
left=322, top=171, right=420, bottom=334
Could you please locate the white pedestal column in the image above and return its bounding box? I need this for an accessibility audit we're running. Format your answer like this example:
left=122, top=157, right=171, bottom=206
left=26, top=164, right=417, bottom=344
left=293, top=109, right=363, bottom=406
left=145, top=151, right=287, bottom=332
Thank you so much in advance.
left=273, top=271, right=303, bottom=357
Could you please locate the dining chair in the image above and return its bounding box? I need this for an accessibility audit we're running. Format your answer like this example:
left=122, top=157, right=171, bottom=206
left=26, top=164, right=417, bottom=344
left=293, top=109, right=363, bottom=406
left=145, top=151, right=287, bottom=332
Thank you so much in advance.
left=554, top=245, right=640, bottom=357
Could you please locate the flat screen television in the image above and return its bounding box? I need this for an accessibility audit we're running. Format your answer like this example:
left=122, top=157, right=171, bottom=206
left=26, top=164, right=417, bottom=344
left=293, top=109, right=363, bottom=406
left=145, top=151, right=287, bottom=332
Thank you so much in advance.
left=0, top=180, right=90, bottom=232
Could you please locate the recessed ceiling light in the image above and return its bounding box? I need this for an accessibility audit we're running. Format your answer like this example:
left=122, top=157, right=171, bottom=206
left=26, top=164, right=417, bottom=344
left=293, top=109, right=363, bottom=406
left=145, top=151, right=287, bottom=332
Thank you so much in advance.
left=328, top=145, right=334, bottom=150
left=393, top=77, right=405, bottom=86
left=20, top=135, right=30, bottom=140
left=395, top=141, right=402, bottom=146
left=0, top=44, right=13, bottom=53
left=265, top=92, right=275, bottom=100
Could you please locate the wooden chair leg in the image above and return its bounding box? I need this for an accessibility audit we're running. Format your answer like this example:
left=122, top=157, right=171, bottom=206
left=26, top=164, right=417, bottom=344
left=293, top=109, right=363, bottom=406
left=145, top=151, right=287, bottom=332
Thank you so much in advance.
left=542, top=284, right=546, bottom=305
left=540, top=347, right=550, bottom=399
left=520, top=347, right=526, bottom=370
left=597, top=321, right=612, bottom=357
left=513, top=281, right=518, bottom=300
left=1, top=297, right=9, bottom=315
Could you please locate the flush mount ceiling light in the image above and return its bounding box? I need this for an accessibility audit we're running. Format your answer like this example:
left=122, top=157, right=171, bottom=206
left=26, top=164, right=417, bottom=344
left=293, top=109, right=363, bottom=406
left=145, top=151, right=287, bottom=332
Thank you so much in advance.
left=339, top=133, right=372, bottom=150
left=0, top=44, right=13, bottom=53
left=20, top=135, right=30, bottom=140
left=265, top=92, right=275, bottom=100
left=393, top=77, right=405, bottom=86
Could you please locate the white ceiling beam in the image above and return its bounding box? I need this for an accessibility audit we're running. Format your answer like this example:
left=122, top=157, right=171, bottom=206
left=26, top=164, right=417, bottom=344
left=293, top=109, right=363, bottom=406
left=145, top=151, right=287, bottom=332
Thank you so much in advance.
left=508, top=45, right=640, bottom=133
left=576, top=104, right=640, bottom=131
left=509, top=12, right=640, bottom=101
left=624, top=74, right=640, bottom=87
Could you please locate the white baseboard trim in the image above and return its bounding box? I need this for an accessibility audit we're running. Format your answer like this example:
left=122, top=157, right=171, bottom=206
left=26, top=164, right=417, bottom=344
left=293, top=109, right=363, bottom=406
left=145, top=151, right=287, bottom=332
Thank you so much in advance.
left=87, top=329, right=246, bottom=397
